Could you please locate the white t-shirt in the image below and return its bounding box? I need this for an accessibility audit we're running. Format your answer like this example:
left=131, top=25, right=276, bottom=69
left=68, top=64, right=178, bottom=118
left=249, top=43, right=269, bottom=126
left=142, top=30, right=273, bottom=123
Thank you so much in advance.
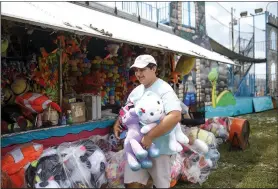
left=126, top=78, right=182, bottom=155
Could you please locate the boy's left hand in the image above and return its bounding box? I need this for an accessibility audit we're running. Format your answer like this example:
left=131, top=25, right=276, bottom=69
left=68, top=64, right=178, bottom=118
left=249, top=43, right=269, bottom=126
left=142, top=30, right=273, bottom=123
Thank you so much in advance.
left=141, top=135, right=153, bottom=149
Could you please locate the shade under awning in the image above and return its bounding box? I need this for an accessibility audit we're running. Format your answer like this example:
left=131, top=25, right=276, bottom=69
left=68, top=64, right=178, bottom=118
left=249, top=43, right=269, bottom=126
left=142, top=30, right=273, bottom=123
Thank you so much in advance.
left=1, top=2, right=236, bottom=65
left=209, top=37, right=266, bottom=63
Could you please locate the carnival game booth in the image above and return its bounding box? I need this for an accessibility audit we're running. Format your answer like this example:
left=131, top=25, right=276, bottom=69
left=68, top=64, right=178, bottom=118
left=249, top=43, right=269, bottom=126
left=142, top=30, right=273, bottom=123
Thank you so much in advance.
left=1, top=19, right=177, bottom=154
left=1, top=2, right=237, bottom=188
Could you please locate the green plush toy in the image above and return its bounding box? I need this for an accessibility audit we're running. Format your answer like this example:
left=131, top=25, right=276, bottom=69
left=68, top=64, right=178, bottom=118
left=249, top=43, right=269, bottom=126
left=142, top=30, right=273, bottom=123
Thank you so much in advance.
left=208, top=68, right=236, bottom=108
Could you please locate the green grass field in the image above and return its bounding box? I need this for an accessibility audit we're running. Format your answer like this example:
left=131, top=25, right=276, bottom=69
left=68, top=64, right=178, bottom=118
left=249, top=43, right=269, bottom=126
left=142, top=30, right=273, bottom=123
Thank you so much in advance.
left=175, top=109, right=278, bottom=188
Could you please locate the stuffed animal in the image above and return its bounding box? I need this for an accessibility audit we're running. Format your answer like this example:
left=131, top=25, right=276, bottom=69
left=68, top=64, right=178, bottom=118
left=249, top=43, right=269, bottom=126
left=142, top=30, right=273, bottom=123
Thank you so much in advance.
left=104, top=44, right=120, bottom=59
left=35, top=155, right=67, bottom=187
left=35, top=180, right=61, bottom=188
left=185, top=127, right=217, bottom=151
left=175, top=56, right=196, bottom=77
left=1, top=143, right=43, bottom=188
left=58, top=143, right=90, bottom=187
left=170, top=153, right=184, bottom=187
left=119, top=102, right=159, bottom=171
left=78, top=140, right=108, bottom=188
left=25, top=147, right=69, bottom=188
left=15, top=92, right=61, bottom=113
left=57, top=140, right=108, bottom=188
left=168, top=72, right=182, bottom=89
left=201, top=117, right=229, bottom=141
left=109, top=133, right=119, bottom=146
left=1, top=104, right=33, bottom=132
left=179, top=145, right=212, bottom=185
left=205, top=145, right=220, bottom=169
left=2, top=87, right=15, bottom=105
left=105, top=150, right=125, bottom=188
left=1, top=38, right=9, bottom=54
left=134, top=91, right=189, bottom=153
left=11, top=78, right=30, bottom=95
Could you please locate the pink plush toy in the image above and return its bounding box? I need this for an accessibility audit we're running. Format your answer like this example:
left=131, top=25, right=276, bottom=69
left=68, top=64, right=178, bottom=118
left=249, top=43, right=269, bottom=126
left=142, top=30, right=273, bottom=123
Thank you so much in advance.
left=119, top=102, right=159, bottom=171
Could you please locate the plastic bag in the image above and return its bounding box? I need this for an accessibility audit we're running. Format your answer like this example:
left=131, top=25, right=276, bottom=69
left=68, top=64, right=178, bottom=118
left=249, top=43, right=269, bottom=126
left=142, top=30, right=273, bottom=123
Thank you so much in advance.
left=106, top=133, right=124, bottom=152
left=25, top=139, right=108, bottom=188
left=184, top=127, right=217, bottom=148
left=179, top=145, right=212, bottom=185
left=170, top=153, right=184, bottom=188
left=57, top=139, right=108, bottom=188
left=200, top=117, right=229, bottom=141
left=205, top=145, right=220, bottom=170
left=25, top=147, right=70, bottom=188
left=105, top=150, right=126, bottom=188
left=94, top=138, right=113, bottom=154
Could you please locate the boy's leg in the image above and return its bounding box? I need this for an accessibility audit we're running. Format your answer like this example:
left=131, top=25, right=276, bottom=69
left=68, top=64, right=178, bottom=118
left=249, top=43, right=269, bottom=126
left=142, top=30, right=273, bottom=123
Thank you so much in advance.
left=148, top=154, right=174, bottom=188
left=124, top=162, right=150, bottom=188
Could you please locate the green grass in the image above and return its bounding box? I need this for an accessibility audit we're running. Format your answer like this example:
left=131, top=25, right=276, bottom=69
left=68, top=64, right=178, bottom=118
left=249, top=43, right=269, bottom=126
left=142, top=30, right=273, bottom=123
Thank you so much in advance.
left=175, top=109, right=278, bottom=188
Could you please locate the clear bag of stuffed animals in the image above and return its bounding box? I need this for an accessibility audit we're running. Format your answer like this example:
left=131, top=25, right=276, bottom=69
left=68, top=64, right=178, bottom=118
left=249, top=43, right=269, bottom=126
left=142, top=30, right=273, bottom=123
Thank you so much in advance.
left=200, top=117, right=231, bottom=145
left=171, top=126, right=221, bottom=186
left=105, top=149, right=126, bottom=188
left=25, top=139, right=108, bottom=188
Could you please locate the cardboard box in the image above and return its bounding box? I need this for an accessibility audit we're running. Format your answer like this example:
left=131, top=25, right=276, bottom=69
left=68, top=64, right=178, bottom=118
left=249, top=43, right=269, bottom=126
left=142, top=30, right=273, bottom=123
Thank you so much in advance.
left=65, top=102, right=86, bottom=123
left=76, top=95, right=102, bottom=121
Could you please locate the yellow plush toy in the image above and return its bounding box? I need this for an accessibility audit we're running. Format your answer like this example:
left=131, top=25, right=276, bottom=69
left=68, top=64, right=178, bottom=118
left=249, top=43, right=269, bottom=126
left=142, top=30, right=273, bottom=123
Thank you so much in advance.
left=11, top=78, right=30, bottom=95
left=2, top=88, right=15, bottom=104
left=1, top=39, right=9, bottom=55
left=175, top=55, right=196, bottom=77
left=188, top=128, right=215, bottom=146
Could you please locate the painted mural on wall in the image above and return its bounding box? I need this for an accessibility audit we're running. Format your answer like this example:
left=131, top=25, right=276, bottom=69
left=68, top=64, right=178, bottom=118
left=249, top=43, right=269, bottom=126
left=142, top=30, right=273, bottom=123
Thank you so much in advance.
left=196, top=61, right=232, bottom=107
left=208, top=68, right=236, bottom=108
left=193, top=2, right=211, bottom=50
left=169, top=2, right=211, bottom=50
left=266, top=12, right=278, bottom=97
left=169, top=2, right=179, bottom=31
left=169, top=2, right=234, bottom=109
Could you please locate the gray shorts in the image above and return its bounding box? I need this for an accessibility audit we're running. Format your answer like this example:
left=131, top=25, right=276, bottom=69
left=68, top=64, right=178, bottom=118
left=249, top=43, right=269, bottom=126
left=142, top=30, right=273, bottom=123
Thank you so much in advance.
left=124, top=154, right=175, bottom=188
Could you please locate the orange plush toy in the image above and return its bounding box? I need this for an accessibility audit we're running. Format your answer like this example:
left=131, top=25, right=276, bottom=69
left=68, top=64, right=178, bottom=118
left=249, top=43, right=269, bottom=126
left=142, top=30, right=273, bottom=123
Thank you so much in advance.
left=1, top=143, right=43, bottom=188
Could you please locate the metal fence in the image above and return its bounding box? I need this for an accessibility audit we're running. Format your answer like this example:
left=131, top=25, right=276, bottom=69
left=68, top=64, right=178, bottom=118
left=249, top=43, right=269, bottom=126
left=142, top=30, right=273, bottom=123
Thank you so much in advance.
left=97, top=1, right=197, bottom=28
left=234, top=73, right=277, bottom=97
left=235, top=73, right=256, bottom=97
left=97, top=2, right=171, bottom=24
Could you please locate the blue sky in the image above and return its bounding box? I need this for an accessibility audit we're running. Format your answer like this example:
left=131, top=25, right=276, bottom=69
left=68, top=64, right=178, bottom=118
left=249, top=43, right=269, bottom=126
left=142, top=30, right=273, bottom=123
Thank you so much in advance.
left=206, top=2, right=277, bottom=75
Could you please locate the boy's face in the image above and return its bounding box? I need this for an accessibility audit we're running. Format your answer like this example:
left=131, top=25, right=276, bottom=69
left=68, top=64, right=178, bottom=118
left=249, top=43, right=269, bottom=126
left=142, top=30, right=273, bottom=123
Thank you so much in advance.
left=133, top=66, right=156, bottom=86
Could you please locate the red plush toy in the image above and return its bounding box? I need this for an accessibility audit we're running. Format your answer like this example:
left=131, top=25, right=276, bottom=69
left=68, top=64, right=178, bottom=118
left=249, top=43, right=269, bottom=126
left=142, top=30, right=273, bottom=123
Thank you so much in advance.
left=15, top=92, right=61, bottom=113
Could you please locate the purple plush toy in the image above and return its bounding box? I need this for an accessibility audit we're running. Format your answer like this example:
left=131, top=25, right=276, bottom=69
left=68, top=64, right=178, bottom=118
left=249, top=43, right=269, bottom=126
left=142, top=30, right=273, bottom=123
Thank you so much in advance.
left=119, top=102, right=160, bottom=171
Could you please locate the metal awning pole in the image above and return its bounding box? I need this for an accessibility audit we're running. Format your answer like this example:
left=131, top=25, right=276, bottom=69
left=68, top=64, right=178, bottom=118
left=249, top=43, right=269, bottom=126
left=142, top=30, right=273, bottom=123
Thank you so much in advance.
left=58, top=39, right=63, bottom=117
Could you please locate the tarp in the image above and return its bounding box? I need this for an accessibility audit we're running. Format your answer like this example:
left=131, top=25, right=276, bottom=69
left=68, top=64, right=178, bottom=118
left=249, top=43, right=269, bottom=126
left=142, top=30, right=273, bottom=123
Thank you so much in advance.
left=209, top=37, right=267, bottom=63
left=1, top=2, right=236, bottom=65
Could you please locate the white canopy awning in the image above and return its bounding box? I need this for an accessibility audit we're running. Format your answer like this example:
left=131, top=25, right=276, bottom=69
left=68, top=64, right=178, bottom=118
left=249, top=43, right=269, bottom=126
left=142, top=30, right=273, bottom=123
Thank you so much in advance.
left=1, top=2, right=236, bottom=65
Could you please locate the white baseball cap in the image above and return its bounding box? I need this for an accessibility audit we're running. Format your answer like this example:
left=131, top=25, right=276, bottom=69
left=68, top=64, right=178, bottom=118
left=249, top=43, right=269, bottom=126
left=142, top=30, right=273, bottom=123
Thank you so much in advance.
left=130, top=54, right=157, bottom=69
